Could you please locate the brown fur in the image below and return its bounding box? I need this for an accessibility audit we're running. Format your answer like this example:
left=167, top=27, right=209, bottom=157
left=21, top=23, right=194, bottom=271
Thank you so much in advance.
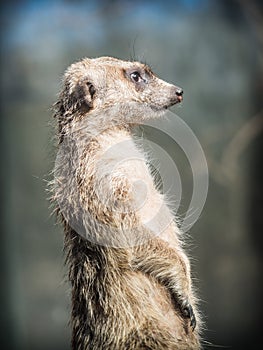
left=51, top=57, right=201, bottom=349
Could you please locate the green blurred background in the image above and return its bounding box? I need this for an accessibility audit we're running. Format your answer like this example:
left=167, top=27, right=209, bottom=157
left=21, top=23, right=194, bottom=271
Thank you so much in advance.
left=0, top=1, right=262, bottom=349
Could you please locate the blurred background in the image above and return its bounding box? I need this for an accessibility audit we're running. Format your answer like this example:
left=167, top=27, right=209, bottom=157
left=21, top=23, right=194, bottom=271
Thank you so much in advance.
left=0, top=0, right=262, bottom=349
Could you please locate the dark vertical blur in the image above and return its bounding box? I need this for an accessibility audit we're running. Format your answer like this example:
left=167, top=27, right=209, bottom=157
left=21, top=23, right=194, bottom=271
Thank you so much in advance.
left=249, top=0, right=263, bottom=346
left=0, top=8, right=15, bottom=347
left=0, top=1, right=262, bottom=349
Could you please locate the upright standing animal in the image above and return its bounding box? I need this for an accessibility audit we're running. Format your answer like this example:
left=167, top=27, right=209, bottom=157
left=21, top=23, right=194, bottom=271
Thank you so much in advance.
left=51, top=56, right=201, bottom=349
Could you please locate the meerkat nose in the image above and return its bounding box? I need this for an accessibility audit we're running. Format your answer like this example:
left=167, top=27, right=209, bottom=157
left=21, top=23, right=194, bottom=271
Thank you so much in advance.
left=175, top=88, right=183, bottom=97
left=175, top=87, right=183, bottom=102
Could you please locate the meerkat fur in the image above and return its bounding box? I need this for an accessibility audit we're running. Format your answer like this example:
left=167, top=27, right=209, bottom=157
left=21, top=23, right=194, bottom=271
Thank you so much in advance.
left=51, top=56, right=201, bottom=349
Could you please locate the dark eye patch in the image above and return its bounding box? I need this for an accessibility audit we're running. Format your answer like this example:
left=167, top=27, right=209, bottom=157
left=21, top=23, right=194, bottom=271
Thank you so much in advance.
left=130, top=71, right=142, bottom=83
left=124, top=67, right=150, bottom=87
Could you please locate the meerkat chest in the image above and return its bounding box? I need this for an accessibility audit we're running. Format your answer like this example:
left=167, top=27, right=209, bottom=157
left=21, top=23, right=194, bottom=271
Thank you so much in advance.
left=92, top=130, right=175, bottom=237
left=92, top=130, right=153, bottom=186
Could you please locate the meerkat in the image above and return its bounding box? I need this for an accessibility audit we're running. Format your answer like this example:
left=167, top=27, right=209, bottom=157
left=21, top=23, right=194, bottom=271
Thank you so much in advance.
left=51, top=56, right=201, bottom=349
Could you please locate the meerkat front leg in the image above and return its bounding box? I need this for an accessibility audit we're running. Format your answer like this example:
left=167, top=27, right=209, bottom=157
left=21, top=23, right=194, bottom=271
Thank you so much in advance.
left=131, top=238, right=196, bottom=330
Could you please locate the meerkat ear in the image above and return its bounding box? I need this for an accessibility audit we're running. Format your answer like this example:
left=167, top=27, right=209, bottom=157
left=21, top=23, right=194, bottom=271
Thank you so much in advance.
left=53, top=79, right=96, bottom=122
left=69, top=80, right=96, bottom=114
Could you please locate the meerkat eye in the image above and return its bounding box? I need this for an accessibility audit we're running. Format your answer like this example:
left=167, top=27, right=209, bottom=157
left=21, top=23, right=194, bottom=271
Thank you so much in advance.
left=130, top=71, right=142, bottom=83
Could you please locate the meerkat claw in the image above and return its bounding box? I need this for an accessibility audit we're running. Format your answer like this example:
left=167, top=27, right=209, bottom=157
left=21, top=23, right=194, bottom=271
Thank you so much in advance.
left=182, top=301, right=196, bottom=330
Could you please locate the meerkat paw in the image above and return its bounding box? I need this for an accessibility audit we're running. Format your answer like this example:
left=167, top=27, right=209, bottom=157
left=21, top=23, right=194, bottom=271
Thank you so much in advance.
left=181, top=299, right=196, bottom=330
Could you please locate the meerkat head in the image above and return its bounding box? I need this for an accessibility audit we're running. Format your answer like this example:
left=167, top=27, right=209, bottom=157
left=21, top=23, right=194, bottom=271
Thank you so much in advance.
left=54, top=56, right=183, bottom=135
